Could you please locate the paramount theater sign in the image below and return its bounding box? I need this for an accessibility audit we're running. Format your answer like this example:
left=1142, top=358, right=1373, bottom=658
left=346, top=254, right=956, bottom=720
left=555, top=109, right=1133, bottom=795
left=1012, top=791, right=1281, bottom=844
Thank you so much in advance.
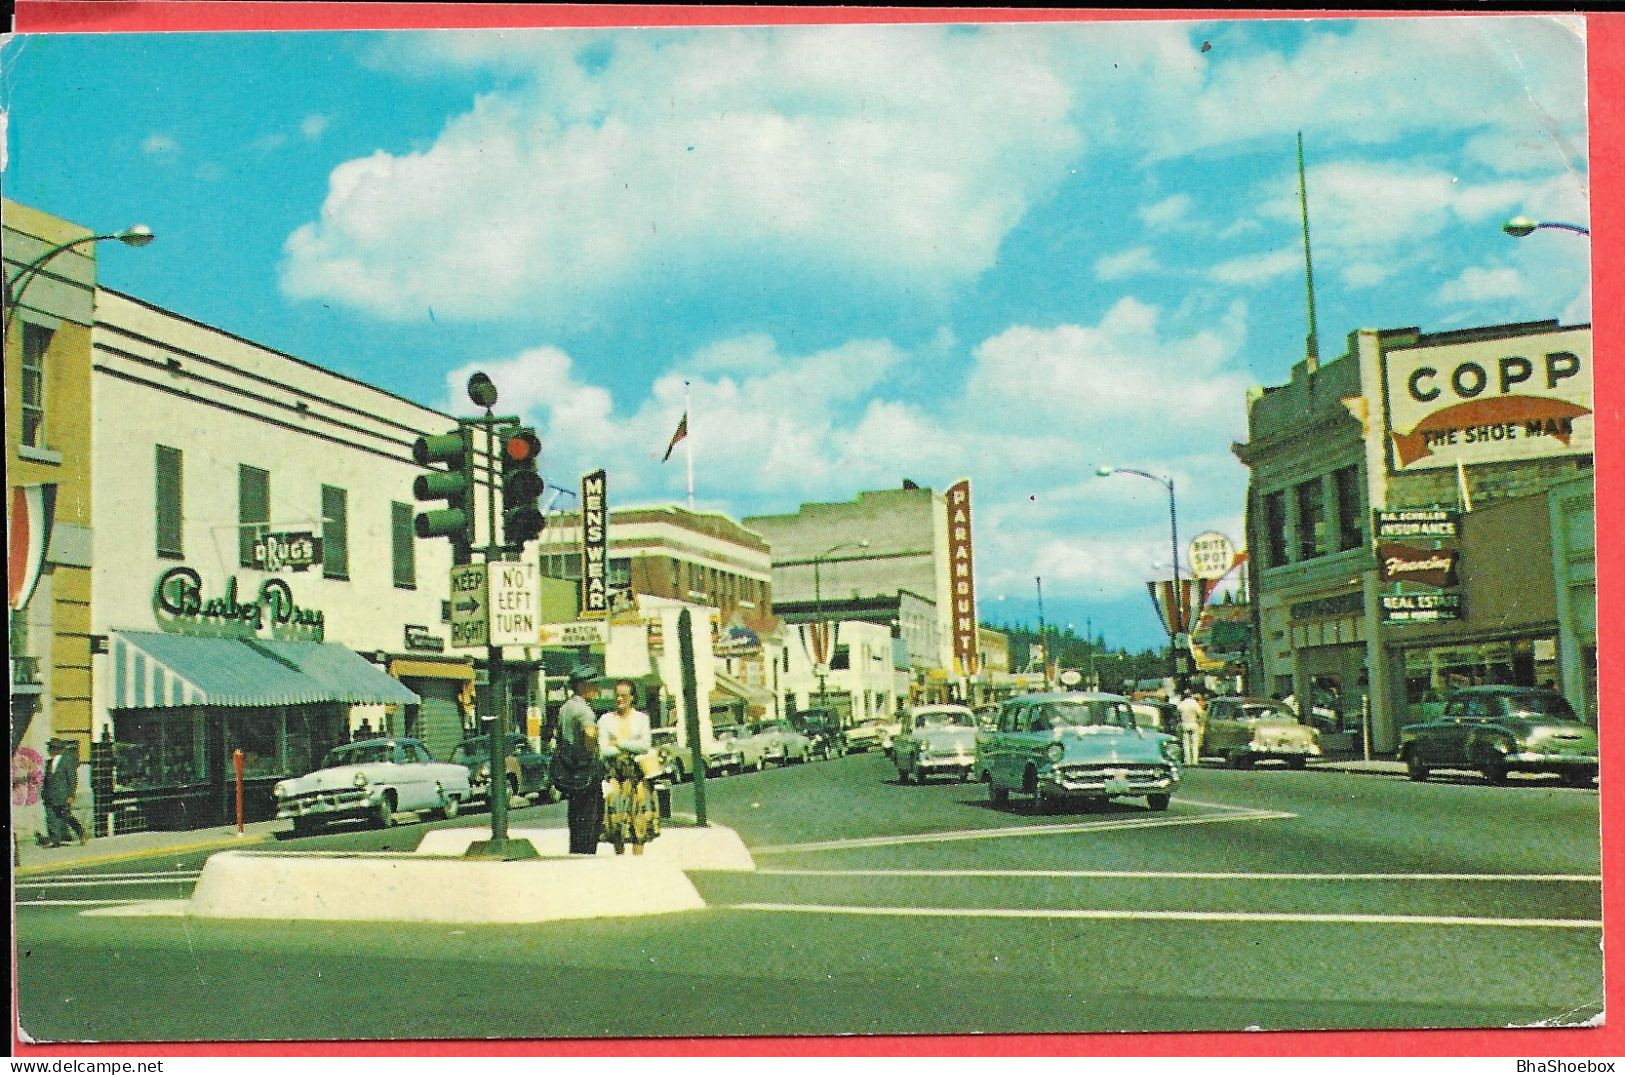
left=946, top=478, right=978, bottom=677
left=1383, top=326, right=1592, bottom=471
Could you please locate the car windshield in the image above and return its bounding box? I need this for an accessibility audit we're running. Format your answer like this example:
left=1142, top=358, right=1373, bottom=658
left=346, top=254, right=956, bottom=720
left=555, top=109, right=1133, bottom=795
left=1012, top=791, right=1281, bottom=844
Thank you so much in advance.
left=1506, top=693, right=1578, bottom=721
left=323, top=742, right=392, bottom=767
left=918, top=711, right=973, bottom=728
left=1228, top=703, right=1297, bottom=723
left=1028, top=699, right=1136, bottom=730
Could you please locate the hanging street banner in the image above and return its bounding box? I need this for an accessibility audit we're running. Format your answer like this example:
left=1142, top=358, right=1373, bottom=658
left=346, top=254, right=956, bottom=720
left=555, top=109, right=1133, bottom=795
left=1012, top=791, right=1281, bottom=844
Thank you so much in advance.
left=945, top=478, right=978, bottom=678
left=8, top=483, right=57, bottom=613
left=1383, top=326, right=1592, bottom=472
left=448, top=563, right=488, bottom=649
left=1147, top=578, right=1204, bottom=637
left=580, top=468, right=608, bottom=618
left=489, top=560, right=539, bottom=646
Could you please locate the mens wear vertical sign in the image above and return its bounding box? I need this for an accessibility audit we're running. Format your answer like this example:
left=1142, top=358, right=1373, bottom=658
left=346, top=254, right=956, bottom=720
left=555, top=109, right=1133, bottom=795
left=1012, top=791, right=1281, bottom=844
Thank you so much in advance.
left=581, top=469, right=608, bottom=618
left=946, top=479, right=978, bottom=677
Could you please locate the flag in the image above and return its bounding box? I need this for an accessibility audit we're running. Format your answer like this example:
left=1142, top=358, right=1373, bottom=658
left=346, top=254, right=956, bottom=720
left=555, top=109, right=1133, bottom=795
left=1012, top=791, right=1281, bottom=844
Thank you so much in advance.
left=8, top=483, right=58, bottom=612
left=661, top=412, right=688, bottom=463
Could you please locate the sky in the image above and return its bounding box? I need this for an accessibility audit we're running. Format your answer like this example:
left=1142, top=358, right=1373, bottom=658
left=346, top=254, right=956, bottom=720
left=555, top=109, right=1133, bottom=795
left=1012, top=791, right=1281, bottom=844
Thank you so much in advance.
left=0, top=12, right=1593, bottom=652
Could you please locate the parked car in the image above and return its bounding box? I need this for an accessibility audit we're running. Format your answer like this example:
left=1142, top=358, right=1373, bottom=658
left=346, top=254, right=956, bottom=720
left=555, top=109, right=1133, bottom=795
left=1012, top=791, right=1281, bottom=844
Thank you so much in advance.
left=448, top=732, right=556, bottom=804
left=1202, top=696, right=1322, bottom=769
left=646, top=725, right=746, bottom=779
left=650, top=727, right=687, bottom=783
left=976, top=691, right=1180, bottom=812
left=892, top=704, right=977, bottom=783
left=1397, top=686, right=1598, bottom=786
left=842, top=718, right=886, bottom=753
left=714, top=725, right=765, bottom=772
left=876, top=714, right=904, bottom=757
left=273, top=737, right=471, bottom=835
left=790, top=708, right=845, bottom=759
left=744, top=720, right=814, bottom=766
left=1130, top=699, right=1178, bottom=735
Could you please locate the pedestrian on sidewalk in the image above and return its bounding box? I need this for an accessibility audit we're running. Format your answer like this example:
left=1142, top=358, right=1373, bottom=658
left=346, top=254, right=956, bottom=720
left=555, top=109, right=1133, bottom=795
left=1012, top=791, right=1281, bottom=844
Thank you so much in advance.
left=599, top=679, right=659, bottom=856
left=1177, top=688, right=1205, bottom=767
left=552, top=664, right=605, bottom=855
left=38, top=738, right=87, bottom=848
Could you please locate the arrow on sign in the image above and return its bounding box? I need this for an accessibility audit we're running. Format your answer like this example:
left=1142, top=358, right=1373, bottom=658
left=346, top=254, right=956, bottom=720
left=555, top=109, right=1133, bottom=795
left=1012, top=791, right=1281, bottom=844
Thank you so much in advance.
left=454, top=597, right=483, bottom=616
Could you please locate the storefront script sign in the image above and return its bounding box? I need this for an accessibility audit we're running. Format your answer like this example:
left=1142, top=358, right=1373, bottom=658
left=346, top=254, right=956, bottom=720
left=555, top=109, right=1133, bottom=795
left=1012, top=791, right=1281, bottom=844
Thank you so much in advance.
left=154, top=566, right=326, bottom=639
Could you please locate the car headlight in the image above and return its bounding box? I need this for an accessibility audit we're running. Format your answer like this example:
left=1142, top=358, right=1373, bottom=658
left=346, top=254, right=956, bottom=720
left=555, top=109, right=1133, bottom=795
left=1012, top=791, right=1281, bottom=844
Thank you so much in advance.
left=477, top=763, right=490, bottom=780
left=273, top=781, right=287, bottom=799
left=353, top=771, right=370, bottom=788
left=1160, top=740, right=1180, bottom=763
left=1046, top=742, right=1065, bottom=762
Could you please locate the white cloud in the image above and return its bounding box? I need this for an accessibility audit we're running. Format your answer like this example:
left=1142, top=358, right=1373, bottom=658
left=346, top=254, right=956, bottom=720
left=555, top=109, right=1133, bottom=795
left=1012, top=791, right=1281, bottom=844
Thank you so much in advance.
left=1436, top=266, right=1525, bottom=304
left=300, top=114, right=332, bottom=140
left=284, top=25, right=1081, bottom=321
left=141, top=133, right=178, bottom=157
left=1095, top=246, right=1158, bottom=281
left=1138, top=193, right=1193, bottom=229
left=1208, top=249, right=1298, bottom=286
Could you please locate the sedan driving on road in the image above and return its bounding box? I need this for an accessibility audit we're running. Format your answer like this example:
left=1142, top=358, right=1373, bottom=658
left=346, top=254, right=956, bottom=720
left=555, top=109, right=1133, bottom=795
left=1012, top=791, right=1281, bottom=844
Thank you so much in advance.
left=976, top=691, right=1180, bottom=812
left=1398, top=686, right=1597, bottom=786
left=892, top=704, right=977, bottom=783
left=1202, top=696, right=1322, bottom=769
left=745, top=720, right=814, bottom=766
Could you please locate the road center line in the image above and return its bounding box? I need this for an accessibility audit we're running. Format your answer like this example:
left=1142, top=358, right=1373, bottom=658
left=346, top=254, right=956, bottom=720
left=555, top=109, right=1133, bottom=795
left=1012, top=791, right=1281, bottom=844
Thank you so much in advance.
left=725, top=902, right=1603, bottom=929
left=17, top=874, right=204, bottom=890
left=754, top=808, right=1294, bottom=854
left=753, top=868, right=1602, bottom=883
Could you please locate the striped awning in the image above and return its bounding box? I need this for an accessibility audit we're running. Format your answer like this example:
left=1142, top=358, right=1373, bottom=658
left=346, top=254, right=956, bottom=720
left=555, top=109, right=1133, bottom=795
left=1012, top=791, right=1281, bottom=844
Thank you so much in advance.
left=111, top=631, right=419, bottom=709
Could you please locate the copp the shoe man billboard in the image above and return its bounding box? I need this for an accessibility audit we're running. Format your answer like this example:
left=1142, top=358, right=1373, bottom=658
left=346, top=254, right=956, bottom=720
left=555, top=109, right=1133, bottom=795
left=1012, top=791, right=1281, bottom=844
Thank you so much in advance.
left=1383, top=326, right=1592, bottom=471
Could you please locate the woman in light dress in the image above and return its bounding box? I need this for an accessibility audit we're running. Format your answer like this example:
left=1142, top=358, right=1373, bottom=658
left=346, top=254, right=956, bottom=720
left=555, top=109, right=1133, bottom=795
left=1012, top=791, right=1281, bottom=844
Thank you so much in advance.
left=598, top=679, right=659, bottom=854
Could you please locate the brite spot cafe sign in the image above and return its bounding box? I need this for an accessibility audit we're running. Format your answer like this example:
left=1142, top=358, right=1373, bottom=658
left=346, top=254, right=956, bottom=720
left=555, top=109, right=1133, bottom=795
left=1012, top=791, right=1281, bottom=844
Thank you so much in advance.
left=1383, top=327, right=1592, bottom=471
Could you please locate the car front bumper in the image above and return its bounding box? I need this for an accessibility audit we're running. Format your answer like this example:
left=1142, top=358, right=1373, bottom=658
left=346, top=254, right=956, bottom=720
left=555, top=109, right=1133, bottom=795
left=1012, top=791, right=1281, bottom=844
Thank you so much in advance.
left=1506, top=750, right=1598, bottom=770
left=1042, top=764, right=1178, bottom=798
left=276, top=787, right=376, bottom=820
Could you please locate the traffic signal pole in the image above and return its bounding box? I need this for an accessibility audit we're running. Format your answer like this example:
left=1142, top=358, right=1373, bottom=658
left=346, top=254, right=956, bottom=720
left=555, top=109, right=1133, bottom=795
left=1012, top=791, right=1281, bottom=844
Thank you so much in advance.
left=463, top=410, right=537, bottom=861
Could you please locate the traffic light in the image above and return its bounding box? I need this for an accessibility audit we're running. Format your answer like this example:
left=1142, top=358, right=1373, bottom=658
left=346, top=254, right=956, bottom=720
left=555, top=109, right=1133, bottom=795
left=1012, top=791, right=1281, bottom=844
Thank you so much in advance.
left=413, top=424, right=474, bottom=563
left=500, top=426, right=545, bottom=553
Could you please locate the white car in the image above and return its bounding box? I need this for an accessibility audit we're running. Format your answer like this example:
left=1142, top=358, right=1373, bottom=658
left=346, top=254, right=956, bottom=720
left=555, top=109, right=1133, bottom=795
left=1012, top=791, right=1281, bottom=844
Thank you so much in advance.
left=713, top=725, right=763, bottom=772
left=744, top=720, right=814, bottom=766
left=273, top=737, right=471, bottom=835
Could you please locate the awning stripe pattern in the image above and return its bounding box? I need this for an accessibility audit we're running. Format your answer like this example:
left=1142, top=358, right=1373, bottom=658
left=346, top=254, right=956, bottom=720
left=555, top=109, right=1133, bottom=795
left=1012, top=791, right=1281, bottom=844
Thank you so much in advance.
left=110, top=631, right=419, bottom=709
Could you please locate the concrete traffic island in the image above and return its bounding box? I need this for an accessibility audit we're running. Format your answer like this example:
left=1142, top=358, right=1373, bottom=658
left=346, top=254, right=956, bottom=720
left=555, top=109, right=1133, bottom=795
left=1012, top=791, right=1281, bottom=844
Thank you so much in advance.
left=120, top=822, right=755, bottom=925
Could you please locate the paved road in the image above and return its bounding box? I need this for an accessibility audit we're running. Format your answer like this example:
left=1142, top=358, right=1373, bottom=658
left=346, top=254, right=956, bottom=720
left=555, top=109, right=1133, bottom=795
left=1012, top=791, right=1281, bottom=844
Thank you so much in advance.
left=15, top=750, right=1603, bottom=1042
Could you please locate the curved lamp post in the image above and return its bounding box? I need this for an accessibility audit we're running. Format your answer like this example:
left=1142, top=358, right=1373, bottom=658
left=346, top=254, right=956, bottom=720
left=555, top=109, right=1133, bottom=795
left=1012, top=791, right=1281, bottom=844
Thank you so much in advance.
left=812, top=539, right=869, bottom=710
left=3, top=224, right=156, bottom=343
left=1096, top=464, right=1182, bottom=686
left=1502, top=216, right=1590, bottom=238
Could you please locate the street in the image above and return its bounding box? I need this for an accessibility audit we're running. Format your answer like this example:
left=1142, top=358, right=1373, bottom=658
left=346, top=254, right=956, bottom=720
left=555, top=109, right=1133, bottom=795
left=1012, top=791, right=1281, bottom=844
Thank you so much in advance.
left=15, top=750, right=1602, bottom=1042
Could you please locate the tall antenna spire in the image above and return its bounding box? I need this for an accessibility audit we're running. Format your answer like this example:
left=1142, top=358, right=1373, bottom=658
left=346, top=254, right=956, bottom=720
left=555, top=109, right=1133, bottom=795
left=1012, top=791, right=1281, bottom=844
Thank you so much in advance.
left=1298, top=131, right=1320, bottom=371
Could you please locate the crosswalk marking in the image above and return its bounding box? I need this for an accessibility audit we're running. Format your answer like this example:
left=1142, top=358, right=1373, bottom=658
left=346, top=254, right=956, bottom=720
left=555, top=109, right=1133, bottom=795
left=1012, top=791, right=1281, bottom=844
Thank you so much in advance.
left=724, top=902, right=1604, bottom=929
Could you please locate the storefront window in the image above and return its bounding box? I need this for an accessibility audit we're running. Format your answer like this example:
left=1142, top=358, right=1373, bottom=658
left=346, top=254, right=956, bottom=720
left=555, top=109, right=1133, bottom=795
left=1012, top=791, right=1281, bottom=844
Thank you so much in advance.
left=228, top=708, right=283, bottom=779
left=1399, top=639, right=1558, bottom=722
left=113, top=708, right=207, bottom=790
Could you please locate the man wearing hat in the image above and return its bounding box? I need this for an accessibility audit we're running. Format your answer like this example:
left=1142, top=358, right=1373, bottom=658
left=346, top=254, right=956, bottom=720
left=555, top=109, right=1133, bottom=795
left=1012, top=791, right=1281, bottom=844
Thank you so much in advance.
left=38, top=737, right=87, bottom=848
left=554, top=663, right=605, bottom=855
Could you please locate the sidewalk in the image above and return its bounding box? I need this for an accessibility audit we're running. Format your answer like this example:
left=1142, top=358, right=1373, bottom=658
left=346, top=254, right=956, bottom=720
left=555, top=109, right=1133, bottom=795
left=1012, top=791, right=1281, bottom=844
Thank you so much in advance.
left=12, top=816, right=281, bottom=877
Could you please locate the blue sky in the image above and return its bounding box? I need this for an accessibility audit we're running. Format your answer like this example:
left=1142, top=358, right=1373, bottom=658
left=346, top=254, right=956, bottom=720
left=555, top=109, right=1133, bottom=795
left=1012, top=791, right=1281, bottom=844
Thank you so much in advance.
left=1, top=15, right=1592, bottom=651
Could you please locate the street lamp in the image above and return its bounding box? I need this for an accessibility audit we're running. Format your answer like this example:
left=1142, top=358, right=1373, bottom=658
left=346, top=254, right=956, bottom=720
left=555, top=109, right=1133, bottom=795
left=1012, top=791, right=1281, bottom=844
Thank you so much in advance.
left=812, top=539, right=869, bottom=711
left=1096, top=464, right=1182, bottom=687
left=3, top=225, right=156, bottom=343
left=1502, top=215, right=1590, bottom=238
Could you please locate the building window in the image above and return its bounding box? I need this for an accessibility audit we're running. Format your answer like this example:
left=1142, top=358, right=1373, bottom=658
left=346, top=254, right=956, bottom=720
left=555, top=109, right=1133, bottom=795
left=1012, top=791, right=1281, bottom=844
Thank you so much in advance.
left=391, top=501, right=416, bottom=589
left=155, top=445, right=184, bottom=559
left=608, top=557, right=632, bottom=588
left=1262, top=491, right=1288, bottom=567
left=542, top=552, right=582, bottom=580
left=322, top=485, right=349, bottom=580
left=1334, top=466, right=1364, bottom=551
left=1295, top=478, right=1326, bottom=561
left=20, top=323, right=53, bottom=448
left=239, top=465, right=270, bottom=567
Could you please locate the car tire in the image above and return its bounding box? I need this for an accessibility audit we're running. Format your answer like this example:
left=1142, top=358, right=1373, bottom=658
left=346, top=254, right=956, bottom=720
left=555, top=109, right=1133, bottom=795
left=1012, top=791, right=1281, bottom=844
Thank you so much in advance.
left=375, top=791, right=398, bottom=828
left=291, top=816, right=321, bottom=838
left=912, top=764, right=926, bottom=785
left=1287, top=756, right=1308, bottom=771
left=1146, top=793, right=1171, bottom=811
left=958, top=769, right=971, bottom=783
left=1404, top=750, right=1429, bottom=782
left=439, top=785, right=461, bottom=820
left=989, top=781, right=1009, bottom=807
left=1481, top=758, right=1509, bottom=785
left=1561, top=768, right=1597, bottom=788
left=897, top=766, right=910, bottom=785
left=1028, top=789, right=1049, bottom=815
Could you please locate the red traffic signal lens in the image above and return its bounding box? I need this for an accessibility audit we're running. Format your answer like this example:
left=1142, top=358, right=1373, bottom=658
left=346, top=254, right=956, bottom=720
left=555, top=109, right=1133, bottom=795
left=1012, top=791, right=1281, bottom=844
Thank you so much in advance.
left=505, top=430, right=541, bottom=463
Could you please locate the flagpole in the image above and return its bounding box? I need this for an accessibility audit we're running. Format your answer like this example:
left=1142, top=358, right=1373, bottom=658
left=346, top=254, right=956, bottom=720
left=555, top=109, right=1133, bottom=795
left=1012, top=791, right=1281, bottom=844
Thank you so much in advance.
left=685, top=380, right=695, bottom=511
